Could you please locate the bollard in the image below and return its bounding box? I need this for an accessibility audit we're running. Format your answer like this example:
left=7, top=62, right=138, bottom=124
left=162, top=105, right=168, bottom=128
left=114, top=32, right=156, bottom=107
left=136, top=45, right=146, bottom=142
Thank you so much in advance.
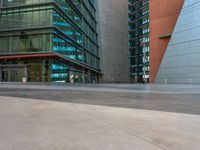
left=165, top=78, right=167, bottom=85
left=189, top=78, right=192, bottom=85
left=22, top=77, right=27, bottom=83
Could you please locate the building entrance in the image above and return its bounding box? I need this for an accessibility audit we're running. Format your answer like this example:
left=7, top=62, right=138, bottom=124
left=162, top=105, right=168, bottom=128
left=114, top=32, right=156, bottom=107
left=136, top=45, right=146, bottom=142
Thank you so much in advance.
left=0, top=65, right=27, bottom=82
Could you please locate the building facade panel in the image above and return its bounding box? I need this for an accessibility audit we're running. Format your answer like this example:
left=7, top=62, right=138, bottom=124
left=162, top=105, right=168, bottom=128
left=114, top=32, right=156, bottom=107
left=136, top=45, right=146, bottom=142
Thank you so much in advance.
left=156, top=0, right=200, bottom=84
left=97, top=0, right=129, bottom=83
left=129, top=0, right=150, bottom=83
left=149, top=0, right=184, bottom=83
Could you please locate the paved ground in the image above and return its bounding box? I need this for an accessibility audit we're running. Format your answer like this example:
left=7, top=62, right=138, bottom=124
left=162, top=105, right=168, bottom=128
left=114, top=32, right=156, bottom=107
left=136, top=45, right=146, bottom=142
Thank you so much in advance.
left=0, top=83, right=200, bottom=150
left=0, top=83, right=200, bottom=115
left=1, top=83, right=200, bottom=94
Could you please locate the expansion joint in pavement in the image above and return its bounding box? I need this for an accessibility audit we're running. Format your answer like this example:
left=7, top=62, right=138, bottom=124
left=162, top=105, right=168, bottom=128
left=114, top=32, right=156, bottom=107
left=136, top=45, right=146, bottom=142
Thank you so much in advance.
left=72, top=105, right=168, bottom=150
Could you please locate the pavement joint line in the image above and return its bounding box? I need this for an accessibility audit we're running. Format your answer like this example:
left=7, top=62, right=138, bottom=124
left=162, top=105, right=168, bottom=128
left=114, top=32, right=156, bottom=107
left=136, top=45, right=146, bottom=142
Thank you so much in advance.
left=72, top=105, right=168, bottom=150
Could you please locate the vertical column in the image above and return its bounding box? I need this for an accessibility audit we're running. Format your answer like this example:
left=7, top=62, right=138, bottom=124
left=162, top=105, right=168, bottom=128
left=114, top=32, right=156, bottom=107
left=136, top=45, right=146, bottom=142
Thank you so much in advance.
left=24, top=66, right=28, bottom=82
left=24, top=67, right=28, bottom=78
left=42, top=60, right=46, bottom=82
left=95, top=73, right=98, bottom=83
left=88, top=70, right=91, bottom=83
left=0, top=0, right=3, bottom=8
left=47, top=59, right=50, bottom=82
left=9, top=36, right=12, bottom=53
left=49, top=34, right=52, bottom=52
left=82, top=67, right=85, bottom=83
left=0, top=67, right=2, bottom=82
left=69, top=70, right=74, bottom=84
left=42, top=34, right=46, bottom=52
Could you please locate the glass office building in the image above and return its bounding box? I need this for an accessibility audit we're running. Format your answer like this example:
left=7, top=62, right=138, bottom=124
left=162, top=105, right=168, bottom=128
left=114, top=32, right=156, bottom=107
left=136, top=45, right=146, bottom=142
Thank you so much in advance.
left=0, top=0, right=100, bottom=82
left=128, top=0, right=149, bottom=83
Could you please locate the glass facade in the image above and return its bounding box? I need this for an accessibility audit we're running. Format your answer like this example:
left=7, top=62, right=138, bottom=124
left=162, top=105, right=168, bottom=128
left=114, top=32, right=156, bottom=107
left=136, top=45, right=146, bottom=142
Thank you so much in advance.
left=128, top=0, right=149, bottom=83
left=0, top=0, right=100, bottom=82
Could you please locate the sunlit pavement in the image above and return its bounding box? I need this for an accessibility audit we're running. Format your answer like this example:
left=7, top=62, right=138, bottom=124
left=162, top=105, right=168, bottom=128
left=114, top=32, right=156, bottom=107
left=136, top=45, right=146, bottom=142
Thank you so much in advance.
left=0, top=83, right=200, bottom=150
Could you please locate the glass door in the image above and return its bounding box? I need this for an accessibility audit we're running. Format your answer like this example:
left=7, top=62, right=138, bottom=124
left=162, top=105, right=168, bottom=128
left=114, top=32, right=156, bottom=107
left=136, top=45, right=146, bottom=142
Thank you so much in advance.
left=1, top=68, right=25, bottom=82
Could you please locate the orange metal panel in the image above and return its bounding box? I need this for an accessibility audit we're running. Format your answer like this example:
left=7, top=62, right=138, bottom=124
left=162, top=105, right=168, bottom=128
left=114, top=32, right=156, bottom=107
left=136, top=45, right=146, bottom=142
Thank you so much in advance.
left=149, top=0, right=184, bottom=83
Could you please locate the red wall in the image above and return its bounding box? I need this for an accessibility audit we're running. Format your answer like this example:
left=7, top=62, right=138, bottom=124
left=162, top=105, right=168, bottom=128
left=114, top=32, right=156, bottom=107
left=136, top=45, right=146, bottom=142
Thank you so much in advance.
left=149, top=0, right=184, bottom=83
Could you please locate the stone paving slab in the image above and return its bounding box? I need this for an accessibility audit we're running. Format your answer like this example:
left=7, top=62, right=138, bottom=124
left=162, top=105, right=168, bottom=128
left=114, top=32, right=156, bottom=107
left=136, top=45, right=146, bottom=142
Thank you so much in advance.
left=0, top=96, right=200, bottom=150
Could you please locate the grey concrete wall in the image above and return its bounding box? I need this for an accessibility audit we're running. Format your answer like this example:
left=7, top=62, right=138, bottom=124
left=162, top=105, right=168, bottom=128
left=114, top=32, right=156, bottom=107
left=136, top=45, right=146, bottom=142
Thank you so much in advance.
left=156, top=0, right=200, bottom=84
left=96, top=0, right=129, bottom=83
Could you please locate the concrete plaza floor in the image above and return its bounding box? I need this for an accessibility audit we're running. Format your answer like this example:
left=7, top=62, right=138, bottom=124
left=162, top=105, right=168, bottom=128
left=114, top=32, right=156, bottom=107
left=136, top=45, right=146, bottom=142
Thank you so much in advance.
left=0, top=83, right=200, bottom=150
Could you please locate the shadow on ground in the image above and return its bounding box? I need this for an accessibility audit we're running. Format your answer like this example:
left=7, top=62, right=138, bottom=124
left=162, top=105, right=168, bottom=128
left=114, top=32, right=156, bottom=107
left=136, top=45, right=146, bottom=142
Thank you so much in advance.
left=0, top=88, right=200, bottom=115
